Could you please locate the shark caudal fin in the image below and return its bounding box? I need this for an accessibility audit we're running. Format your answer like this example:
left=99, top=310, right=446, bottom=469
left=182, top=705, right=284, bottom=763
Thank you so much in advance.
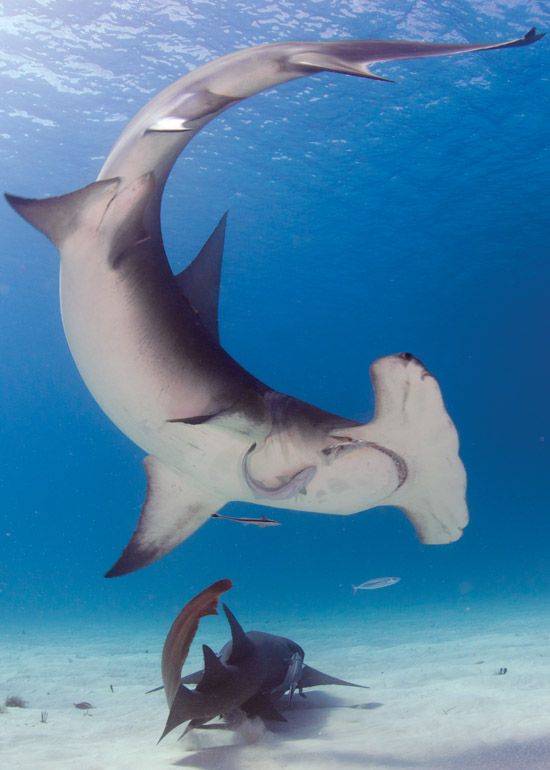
left=287, top=28, right=544, bottom=81
left=350, top=353, right=468, bottom=545
left=159, top=684, right=214, bottom=742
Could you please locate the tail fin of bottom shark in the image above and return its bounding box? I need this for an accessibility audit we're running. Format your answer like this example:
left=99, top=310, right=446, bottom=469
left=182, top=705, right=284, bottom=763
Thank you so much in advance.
left=159, top=685, right=214, bottom=742
left=349, top=353, right=468, bottom=545
left=105, top=457, right=225, bottom=577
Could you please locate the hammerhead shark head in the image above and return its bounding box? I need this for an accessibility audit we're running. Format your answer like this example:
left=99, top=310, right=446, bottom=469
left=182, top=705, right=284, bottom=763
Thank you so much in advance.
left=5, top=29, right=543, bottom=576
left=156, top=579, right=366, bottom=739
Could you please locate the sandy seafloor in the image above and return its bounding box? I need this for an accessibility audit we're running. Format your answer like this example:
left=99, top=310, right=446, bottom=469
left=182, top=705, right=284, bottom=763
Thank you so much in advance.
left=2, top=599, right=550, bottom=770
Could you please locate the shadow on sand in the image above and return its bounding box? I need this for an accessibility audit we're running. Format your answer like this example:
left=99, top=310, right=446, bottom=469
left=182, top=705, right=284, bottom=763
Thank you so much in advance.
left=169, top=693, right=550, bottom=770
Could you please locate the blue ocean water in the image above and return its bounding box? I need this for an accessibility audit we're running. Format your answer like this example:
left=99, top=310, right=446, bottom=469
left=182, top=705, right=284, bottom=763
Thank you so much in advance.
left=0, top=0, right=548, bottom=655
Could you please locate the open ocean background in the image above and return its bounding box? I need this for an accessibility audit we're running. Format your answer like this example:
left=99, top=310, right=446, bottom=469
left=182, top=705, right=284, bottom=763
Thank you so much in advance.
left=0, top=0, right=548, bottom=647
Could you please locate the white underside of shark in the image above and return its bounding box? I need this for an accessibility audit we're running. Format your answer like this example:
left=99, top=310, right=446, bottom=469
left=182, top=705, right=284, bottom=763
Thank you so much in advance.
left=6, top=29, right=543, bottom=576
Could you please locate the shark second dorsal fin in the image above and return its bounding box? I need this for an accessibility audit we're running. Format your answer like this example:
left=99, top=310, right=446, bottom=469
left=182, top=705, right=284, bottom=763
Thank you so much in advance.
left=223, top=604, right=254, bottom=663
left=105, top=457, right=224, bottom=578
left=175, top=212, right=228, bottom=342
left=198, top=645, right=229, bottom=691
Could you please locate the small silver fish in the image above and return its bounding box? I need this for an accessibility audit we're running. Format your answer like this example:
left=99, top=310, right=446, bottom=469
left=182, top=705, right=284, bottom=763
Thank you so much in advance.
left=352, top=577, right=400, bottom=594
left=211, top=513, right=281, bottom=527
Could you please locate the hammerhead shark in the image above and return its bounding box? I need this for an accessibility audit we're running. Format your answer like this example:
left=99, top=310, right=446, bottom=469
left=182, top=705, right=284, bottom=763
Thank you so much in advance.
left=5, top=29, right=543, bottom=576
left=156, top=579, right=366, bottom=739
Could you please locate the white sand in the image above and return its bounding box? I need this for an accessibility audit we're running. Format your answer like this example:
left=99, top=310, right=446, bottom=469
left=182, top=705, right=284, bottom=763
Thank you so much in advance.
left=1, top=600, right=550, bottom=770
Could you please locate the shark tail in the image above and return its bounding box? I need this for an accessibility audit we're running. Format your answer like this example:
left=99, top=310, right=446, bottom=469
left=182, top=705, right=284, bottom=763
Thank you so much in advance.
left=287, top=28, right=544, bottom=81
left=158, top=685, right=213, bottom=743
left=348, top=353, right=468, bottom=545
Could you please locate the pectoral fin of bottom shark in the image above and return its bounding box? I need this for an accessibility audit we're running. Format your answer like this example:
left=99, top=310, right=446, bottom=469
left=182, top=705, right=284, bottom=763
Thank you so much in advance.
left=298, top=665, right=368, bottom=690
left=105, top=458, right=225, bottom=578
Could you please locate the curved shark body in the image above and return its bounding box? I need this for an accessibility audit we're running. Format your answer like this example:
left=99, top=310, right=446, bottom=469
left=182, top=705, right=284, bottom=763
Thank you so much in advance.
left=5, top=29, right=543, bottom=576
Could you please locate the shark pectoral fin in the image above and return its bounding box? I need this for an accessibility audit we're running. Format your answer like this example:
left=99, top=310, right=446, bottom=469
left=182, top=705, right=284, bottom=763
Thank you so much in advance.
left=352, top=353, right=468, bottom=545
left=241, top=693, right=287, bottom=722
left=181, top=669, right=205, bottom=686
left=105, top=457, right=224, bottom=578
left=4, top=178, right=121, bottom=250
left=298, top=664, right=368, bottom=690
left=169, top=389, right=271, bottom=438
left=175, top=212, right=228, bottom=342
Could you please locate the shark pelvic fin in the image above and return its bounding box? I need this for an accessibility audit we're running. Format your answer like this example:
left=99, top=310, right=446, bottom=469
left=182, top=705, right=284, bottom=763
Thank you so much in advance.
left=175, top=212, right=228, bottom=342
left=105, top=457, right=224, bottom=578
left=241, top=692, right=287, bottom=722
left=222, top=604, right=254, bottom=663
left=4, top=178, right=121, bottom=249
left=298, top=664, right=367, bottom=690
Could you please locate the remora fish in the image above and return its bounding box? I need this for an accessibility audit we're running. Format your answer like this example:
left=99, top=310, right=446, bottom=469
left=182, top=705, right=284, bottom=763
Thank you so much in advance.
left=5, top=30, right=543, bottom=577
left=157, top=580, right=367, bottom=739
left=352, top=576, right=401, bottom=593
left=211, top=513, right=281, bottom=527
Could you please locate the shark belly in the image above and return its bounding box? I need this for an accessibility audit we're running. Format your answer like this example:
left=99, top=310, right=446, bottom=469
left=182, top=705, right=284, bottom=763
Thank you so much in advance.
left=58, top=238, right=255, bottom=490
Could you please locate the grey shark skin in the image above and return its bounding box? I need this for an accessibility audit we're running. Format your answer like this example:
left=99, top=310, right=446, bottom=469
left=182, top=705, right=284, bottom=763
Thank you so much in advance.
left=158, top=583, right=367, bottom=740
left=5, top=29, right=544, bottom=577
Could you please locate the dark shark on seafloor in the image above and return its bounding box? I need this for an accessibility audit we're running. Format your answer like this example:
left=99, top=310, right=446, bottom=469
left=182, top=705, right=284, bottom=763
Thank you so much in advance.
left=5, top=28, right=544, bottom=576
left=154, top=579, right=367, bottom=739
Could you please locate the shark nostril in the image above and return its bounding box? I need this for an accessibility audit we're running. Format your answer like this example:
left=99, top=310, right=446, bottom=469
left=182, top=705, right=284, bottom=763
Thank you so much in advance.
left=399, top=352, right=414, bottom=362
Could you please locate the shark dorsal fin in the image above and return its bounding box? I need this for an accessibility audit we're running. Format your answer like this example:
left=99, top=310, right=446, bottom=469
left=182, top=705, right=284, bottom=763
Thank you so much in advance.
left=5, top=178, right=121, bottom=250
left=198, top=645, right=229, bottom=691
left=175, top=212, right=227, bottom=342
left=223, top=604, right=254, bottom=663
